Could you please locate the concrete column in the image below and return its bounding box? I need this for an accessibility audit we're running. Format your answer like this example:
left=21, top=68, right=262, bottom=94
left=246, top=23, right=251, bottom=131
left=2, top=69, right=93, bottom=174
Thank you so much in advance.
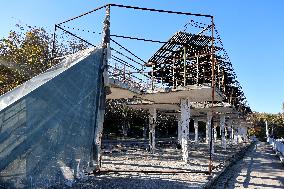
left=228, top=120, right=233, bottom=145
left=149, top=108, right=157, bottom=153
left=227, top=126, right=231, bottom=144
left=225, top=119, right=231, bottom=148
left=206, top=112, right=212, bottom=143
left=243, top=127, right=248, bottom=142
left=177, top=114, right=182, bottom=145
left=220, top=115, right=226, bottom=149
left=225, top=126, right=228, bottom=142
left=265, top=120, right=269, bottom=142
left=143, top=121, right=148, bottom=139
left=213, top=125, right=217, bottom=142
left=180, top=99, right=190, bottom=162
left=239, top=126, right=247, bottom=142
left=209, top=119, right=214, bottom=154
left=194, top=119, right=199, bottom=144
left=234, top=126, right=239, bottom=144
left=206, top=112, right=214, bottom=153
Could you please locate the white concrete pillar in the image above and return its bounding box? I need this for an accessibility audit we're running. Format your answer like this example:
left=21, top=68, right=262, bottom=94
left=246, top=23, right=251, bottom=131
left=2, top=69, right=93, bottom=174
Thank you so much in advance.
left=149, top=108, right=157, bottom=153
left=234, top=126, right=239, bottom=144
left=180, top=99, right=190, bottom=162
left=265, top=120, right=269, bottom=142
left=239, top=126, right=247, bottom=142
left=206, top=112, right=212, bottom=143
left=227, top=126, right=231, bottom=144
left=177, top=114, right=182, bottom=145
left=228, top=120, right=233, bottom=145
left=225, top=126, right=228, bottom=146
left=207, top=112, right=214, bottom=154
left=243, top=127, right=248, bottom=142
left=225, top=119, right=230, bottom=149
left=213, top=125, right=217, bottom=142
left=194, top=119, right=199, bottom=144
left=210, top=123, right=215, bottom=154
left=220, top=115, right=226, bottom=149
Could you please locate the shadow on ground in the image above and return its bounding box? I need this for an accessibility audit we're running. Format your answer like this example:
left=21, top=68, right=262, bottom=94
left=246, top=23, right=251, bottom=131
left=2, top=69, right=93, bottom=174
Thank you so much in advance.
left=50, top=175, right=203, bottom=189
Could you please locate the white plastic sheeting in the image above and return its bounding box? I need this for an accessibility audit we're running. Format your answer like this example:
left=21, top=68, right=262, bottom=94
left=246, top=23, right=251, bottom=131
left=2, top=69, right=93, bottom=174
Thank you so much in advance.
left=0, top=48, right=96, bottom=112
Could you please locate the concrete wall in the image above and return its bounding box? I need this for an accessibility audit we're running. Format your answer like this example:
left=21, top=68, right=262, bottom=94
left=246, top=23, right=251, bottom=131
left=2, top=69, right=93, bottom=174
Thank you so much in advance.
left=0, top=48, right=104, bottom=188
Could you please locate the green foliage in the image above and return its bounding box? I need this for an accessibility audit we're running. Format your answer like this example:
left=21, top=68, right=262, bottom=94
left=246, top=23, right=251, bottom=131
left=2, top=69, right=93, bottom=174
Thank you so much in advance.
left=0, top=24, right=88, bottom=95
left=104, top=99, right=178, bottom=139
left=0, top=25, right=52, bottom=86
left=104, top=99, right=149, bottom=138
left=248, top=112, right=284, bottom=140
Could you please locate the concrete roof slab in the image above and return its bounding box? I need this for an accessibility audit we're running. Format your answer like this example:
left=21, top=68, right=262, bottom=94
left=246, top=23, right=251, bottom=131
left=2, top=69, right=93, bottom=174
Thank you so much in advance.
left=141, top=85, right=223, bottom=103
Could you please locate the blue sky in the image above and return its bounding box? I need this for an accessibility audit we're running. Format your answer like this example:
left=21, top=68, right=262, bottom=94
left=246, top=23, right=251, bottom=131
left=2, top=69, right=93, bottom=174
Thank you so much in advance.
left=0, top=0, right=283, bottom=113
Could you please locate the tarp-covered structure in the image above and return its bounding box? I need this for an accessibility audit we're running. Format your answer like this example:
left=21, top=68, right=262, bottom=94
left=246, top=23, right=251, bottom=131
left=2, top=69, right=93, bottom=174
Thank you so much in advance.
left=0, top=48, right=105, bottom=188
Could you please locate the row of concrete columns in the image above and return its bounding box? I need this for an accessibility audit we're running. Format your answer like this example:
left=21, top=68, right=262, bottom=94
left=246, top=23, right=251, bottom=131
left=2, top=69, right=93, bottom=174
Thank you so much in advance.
left=147, top=104, right=248, bottom=162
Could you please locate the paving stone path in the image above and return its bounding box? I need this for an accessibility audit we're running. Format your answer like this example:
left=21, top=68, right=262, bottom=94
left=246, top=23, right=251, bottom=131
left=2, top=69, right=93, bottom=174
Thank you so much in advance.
left=212, top=142, right=284, bottom=189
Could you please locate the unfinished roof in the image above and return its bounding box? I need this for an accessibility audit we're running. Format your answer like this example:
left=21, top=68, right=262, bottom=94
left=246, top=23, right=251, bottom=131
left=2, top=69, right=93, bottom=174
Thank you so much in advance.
left=145, top=30, right=250, bottom=116
left=147, top=31, right=215, bottom=67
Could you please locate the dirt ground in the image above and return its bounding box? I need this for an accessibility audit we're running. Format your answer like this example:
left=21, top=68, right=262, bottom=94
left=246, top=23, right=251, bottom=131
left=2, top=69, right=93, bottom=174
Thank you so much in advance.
left=69, top=140, right=249, bottom=189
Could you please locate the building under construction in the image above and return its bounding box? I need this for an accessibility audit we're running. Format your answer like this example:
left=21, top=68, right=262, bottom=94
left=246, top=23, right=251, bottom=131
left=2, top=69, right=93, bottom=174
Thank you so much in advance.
left=0, top=4, right=252, bottom=188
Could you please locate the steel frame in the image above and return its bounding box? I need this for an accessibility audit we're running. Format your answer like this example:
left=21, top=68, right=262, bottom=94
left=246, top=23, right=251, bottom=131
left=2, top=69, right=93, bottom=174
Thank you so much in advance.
left=52, top=4, right=250, bottom=175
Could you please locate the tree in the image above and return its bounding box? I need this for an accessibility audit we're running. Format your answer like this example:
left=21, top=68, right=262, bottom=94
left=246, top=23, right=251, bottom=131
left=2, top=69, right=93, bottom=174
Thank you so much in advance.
left=248, top=111, right=284, bottom=140
left=0, top=24, right=88, bottom=95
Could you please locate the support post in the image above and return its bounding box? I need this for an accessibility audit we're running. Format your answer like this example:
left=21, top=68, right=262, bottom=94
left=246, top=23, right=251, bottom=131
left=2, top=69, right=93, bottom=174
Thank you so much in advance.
left=225, top=126, right=228, bottom=143
left=231, top=123, right=234, bottom=145
left=213, top=125, right=217, bottom=142
left=143, top=121, right=148, bottom=139
left=94, top=5, right=110, bottom=171
left=243, top=127, right=248, bottom=142
left=206, top=112, right=212, bottom=143
left=194, top=119, right=199, bottom=144
left=172, top=58, right=176, bottom=89
left=209, top=16, right=215, bottom=175
left=180, top=99, right=190, bottom=163
left=227, top=119, right=233, bottom=146
left=183, top=46, right=187, bottom=86
left=220, top=115, right=226, bottom=149
left=177, top=114, right=182, bottom=145
left=149, top=108, right=157, bottom=153
left=209, top=117, right=214, bottom=154
left=151, top=65, right=154, bottom=90
left=234, top=126, right=239, bottom=144
left=196, top=56, right=199, bottom=85
left=265, top=120, right=269, bottom=142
